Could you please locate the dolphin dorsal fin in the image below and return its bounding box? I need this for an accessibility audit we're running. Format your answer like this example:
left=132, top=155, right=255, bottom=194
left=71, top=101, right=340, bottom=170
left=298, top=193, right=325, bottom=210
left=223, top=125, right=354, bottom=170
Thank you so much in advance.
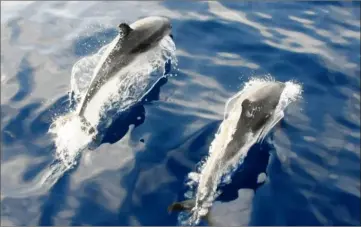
left=118, top=23, right=133, bottom=37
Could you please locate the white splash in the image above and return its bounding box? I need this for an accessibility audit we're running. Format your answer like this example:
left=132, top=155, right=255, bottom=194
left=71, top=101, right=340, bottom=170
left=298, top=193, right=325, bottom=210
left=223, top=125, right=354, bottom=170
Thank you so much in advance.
left=181, top=77, right=303, bottom=225
left=44, top=34, right=177, bottom=187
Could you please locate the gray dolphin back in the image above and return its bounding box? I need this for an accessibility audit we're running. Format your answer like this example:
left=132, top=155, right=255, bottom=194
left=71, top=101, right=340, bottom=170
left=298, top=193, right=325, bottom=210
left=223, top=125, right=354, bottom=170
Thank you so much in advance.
left=239, top=82, right=285, bottom=133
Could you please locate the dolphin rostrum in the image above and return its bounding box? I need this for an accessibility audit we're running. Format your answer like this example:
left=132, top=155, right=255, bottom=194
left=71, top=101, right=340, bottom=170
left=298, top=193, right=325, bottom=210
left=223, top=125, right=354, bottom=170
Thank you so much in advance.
left=168, top=81, right=295, bottom=225
left=76, top=16, right=173, bottom=134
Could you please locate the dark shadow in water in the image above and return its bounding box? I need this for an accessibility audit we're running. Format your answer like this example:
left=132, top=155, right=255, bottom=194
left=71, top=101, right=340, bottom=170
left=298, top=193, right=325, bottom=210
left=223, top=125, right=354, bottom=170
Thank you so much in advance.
left=100, top=76, right=168, bottom=146
left=216, top=142, right=272, bottom=202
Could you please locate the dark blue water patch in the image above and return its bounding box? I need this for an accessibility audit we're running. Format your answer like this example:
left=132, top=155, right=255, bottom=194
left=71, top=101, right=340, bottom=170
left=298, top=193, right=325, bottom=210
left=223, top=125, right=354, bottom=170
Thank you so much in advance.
left=175, top=55, right=247, bottom=94
left=165, top=122, right=222, bottom=185
left=323, top=70, right=358, bottom=96
left=335, top=115, right=360, bottom=131
left=173, top=19, right=250, bottom=55
left=308, top=1, right=344, bottom=7
left=30, top=95, right=71, bottom=137
left=141, top=76, right=169, bottom=103
left=302, top=181, right=360, bottom=225
left=69, top=181, right=120, bottom=225
left=330, top=40, right=361, bottom=58
left=222, top=1, right=312, bottom=12
left=101, top=104, right=146, bottom=145
left=114, top=165, right=141, bottom=226
left=70, top=196, right=119, bottom=225
left=278, top=119, right=306, bottom=137
left=300, top=60, right=332, bottom=86
left=21, top=158, right=51, bottom=182
left=166, top=157, right=193, bottom=183
left=131, top=185, right=180, bottom=225
left=248, top=182, right=284, bottom=225
left=187, top=122, right=220, bottom=159
left=350, top=4, right=361, bottom=18
left=262, top=47, right=323, bottom=79
left=265, top=128, right=360, bottom=226
left=38, top=168, right=72, bottom=226
left=181, top=123, right=221, bottom=179
left=336, top=148, right=361, bottom=177
left=72, top=28, right=118, bottom=57
left=2, top=102, right=42, bottom=146
left=327, top=14, right=361, bottom=33
left=345, top=133, right=361, bottom=148
left=208, top=34, right=280, bottom=58
left=249, top=153, right=323, bottom=226
left=9, top=56, right=35, bottom=103
left=229, top=43, right=280, bottom=61
left=302, top=80, right=327, bottom=96
left=268, top=60, right=303, bottom=82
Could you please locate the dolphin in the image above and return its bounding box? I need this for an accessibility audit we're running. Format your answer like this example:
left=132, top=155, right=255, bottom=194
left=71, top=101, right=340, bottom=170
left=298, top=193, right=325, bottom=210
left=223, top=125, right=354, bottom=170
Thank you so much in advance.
left=75, top=16, right=173, bottom=134
left=168, top=81, right=287, bottom=225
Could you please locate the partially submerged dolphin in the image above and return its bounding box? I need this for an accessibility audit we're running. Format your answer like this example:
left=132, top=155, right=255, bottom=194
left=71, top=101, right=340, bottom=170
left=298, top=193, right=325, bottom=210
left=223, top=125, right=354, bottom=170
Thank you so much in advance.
left=168, top=81, right=295, bottom=225
left=76, top=16, right=173, bottom=134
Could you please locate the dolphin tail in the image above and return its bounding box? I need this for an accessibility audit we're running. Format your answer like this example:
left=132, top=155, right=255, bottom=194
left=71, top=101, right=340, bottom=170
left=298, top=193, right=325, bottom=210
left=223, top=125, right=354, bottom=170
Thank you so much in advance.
left=168, top=200, right=214, bottom=225
left=168, top=199, right=195, bottom=213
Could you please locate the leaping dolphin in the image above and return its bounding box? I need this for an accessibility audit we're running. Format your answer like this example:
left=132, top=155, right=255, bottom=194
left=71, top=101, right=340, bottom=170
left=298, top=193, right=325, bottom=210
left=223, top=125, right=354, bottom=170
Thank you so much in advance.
left=75, top=16, right=173, bottom=134
left=168, top=81, right=293, bottom=225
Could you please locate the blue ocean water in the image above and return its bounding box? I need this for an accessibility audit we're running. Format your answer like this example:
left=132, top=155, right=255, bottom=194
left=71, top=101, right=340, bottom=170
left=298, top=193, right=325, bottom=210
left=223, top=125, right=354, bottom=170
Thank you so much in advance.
left=1, top=1, right=360, bottom=226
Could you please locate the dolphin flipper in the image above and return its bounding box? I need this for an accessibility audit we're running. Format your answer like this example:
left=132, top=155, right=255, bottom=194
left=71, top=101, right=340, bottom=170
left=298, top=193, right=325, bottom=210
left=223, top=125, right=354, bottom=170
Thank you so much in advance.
left=168, top=199, right=214, bottom=225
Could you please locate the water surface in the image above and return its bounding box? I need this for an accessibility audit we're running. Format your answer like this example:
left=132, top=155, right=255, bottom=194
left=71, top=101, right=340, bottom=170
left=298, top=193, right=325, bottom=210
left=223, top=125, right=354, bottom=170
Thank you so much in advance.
left=1, top=1, right=360, bottom=226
